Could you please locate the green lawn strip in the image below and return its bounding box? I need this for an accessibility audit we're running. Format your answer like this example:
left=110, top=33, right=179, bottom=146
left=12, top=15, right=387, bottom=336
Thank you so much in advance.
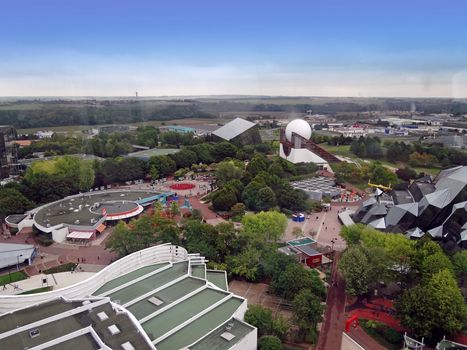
left=359, top=319, right=402, bottom=350
left=19, top=286, right=53, bottom=294
left=0, top=271, right=28, bottom=286
left=44, top=263, right=78, bottom=274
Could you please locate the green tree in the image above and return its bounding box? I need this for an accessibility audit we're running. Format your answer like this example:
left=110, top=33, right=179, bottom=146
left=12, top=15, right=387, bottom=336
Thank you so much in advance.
left=171, top=149, right=198, bottom=168
left=340, top=224, right=365, bottom=245
left=257, top=187, right=277, bottom=211
left=242, top=211, right=287, bottom=243
left=246, top=154, right=269, bottom=177
left=292, top=289, right=324, bottom=341
left=105, top=222, right=135, bottom=256
left=339, top=245, right=371, bottom=296
left=213, top=142, right=237, bottom=161
left=227, top=247, right=262, bottom=281
left=170, top=201, right=180, bottom=218
left=367, top=162, right=397, bottom=186
left=189, top=143, right=214, bottom=163
left=258, top=336, right=283, bottom=350
left=244, top=305, right=289, bottom=340
left=231, top=202, right=246, bottom=218
left=396, top=269, right=467, bottom=339
left=0, top=188, right=34, bottom=218
left=452, top=251, right=467, bottom=286
left=212, top=188, right=237, bottom=211
left=149, top=165, right=160, bottom=180
left=215, top=161, right=243, bottom=186
left=272, top=263, right=326, bottom=300
left=242, top=180, right=266, bottom=210
left=420, top=251, right=454, bottom=280
left=148, top=155, right=176, bottom=177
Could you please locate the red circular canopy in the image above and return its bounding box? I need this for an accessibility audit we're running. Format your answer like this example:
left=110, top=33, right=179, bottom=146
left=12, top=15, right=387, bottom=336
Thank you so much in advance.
left=169, top=183, right=195, bottom=190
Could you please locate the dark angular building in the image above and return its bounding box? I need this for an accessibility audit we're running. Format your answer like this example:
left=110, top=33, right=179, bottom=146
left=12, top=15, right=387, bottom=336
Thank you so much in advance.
left=353, top=166, right=467, bottom=250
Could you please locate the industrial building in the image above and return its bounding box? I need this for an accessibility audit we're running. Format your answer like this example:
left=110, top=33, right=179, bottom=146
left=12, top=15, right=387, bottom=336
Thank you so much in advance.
left=353, top=166, right=467, bottom=249
left=291, top=176, right=341, bottom=201
left=0, top=125, right=18, bottom=179
left=212, top=118, right=261, bottom=145
left=0, top=244, right=257, bottom=350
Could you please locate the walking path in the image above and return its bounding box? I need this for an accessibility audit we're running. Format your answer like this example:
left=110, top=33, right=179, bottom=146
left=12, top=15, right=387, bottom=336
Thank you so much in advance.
left=0, top=271, right=95, bottom=295
left=316, top=253, right=346, bottom=350
left=347, top=327, right=388, bottom=350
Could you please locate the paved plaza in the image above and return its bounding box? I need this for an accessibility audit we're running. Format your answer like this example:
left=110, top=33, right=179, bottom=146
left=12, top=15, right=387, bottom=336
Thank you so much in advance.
left=283, top=202, right=360, bottom=251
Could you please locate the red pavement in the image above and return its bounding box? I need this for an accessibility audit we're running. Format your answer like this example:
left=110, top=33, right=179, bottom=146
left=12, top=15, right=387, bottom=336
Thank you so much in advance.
left=348, top=309, right=404, bottom=332
left=316, top=253, right=346, bottom=350
left=6, top=231, right=117, bottom=276
left=187, top=196, right=218, bottom=220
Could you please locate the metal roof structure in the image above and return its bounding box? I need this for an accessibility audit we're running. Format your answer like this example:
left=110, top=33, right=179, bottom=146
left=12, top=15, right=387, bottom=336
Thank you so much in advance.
left=353, top=166, right=467, bottom=249
left=0, top=248, right=257, bottom=350
left=126, top=148, right=180, bottom=161
left=0, top=297, right=153, bottom=350
left=212, top=118, right=256, bottom=141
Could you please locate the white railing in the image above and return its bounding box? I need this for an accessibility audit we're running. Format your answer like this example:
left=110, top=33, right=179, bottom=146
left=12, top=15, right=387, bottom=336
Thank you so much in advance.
left=0, top=244, right=188, bottom=314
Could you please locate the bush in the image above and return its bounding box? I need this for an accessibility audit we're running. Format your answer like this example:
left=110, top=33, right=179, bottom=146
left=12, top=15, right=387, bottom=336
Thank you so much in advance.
left=36, top=233, right=54, bottom=246
left=258, top=335, right=283, bottom=350
left=381, top=327, right=403, bottom=344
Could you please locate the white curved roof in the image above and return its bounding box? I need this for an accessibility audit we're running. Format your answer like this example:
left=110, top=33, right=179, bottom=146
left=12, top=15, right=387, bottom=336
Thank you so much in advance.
left=213, top=118, right=256, bottom=141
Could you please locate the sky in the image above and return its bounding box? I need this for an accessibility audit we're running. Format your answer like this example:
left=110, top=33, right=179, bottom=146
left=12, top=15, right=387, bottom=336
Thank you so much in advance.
left=1, top=0, right=467, bottom=97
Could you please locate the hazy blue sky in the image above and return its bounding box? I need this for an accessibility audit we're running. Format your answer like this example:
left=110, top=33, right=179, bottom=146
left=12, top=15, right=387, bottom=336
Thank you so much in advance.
left=1, top=0, right=466, bottom=97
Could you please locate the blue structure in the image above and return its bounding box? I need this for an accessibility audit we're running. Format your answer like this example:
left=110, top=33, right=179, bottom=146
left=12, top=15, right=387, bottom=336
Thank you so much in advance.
left=163, top=125, right=196, bottom=134
left=136, top=191, right=175, bottom=206
left=181, top=196, right=192, bottom=210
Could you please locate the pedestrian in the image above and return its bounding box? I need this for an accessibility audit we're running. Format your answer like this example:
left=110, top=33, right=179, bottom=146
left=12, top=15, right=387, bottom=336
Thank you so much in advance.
left=97, top=256, right=100, bottom=260
left=325, top=226, right=327, bottom=230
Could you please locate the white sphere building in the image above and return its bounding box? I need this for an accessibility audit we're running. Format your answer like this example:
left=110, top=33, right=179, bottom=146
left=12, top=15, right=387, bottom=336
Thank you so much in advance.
left=285, top=119, right=312, bottom=142
left=279, top=119, right=340, bottom=170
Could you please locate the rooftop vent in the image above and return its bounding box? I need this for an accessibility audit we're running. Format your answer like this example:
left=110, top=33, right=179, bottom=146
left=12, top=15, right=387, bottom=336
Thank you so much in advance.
left=148, top=296, right=164, bottom=306
left=220, top=332, right=235, bottom=341
left=121, top=341, right=135, bottom=350
left=97, top=311, right=109, bottom=321
left=29, top=329, right=40, bottom=338
left=108, top=324, right=120, bottom=336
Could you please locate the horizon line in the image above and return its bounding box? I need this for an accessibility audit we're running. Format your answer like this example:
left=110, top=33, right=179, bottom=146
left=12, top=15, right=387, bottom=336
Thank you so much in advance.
left=1, top=94, right=466, bottom=100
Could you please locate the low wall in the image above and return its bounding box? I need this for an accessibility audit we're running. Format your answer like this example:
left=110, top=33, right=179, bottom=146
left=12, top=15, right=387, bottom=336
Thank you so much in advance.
left=0, top=243, right=188, bottom=314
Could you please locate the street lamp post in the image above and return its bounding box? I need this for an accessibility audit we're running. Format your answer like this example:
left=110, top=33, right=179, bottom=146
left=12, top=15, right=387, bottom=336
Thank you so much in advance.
left=16, top=254, right=23, bottom=271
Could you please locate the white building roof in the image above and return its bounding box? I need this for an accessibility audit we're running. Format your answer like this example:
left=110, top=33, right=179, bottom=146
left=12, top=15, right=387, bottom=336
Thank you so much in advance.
left=213, top=118, right=256, bottom=141
left=0, top=243, right=36, bottom=269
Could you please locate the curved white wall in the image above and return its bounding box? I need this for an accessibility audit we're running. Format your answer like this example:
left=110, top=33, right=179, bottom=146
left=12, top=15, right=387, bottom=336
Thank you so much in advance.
left=0, top=243, right=188, bottom=314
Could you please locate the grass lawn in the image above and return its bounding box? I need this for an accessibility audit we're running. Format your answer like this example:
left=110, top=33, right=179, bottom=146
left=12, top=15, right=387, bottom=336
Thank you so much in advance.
left=0, top=270, right=28, bottom=286
left=19, top=286, right=53, bottom=294
left=320, top=144, right=355, bottom=159
left=321, top=143, right=442, bottom=177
